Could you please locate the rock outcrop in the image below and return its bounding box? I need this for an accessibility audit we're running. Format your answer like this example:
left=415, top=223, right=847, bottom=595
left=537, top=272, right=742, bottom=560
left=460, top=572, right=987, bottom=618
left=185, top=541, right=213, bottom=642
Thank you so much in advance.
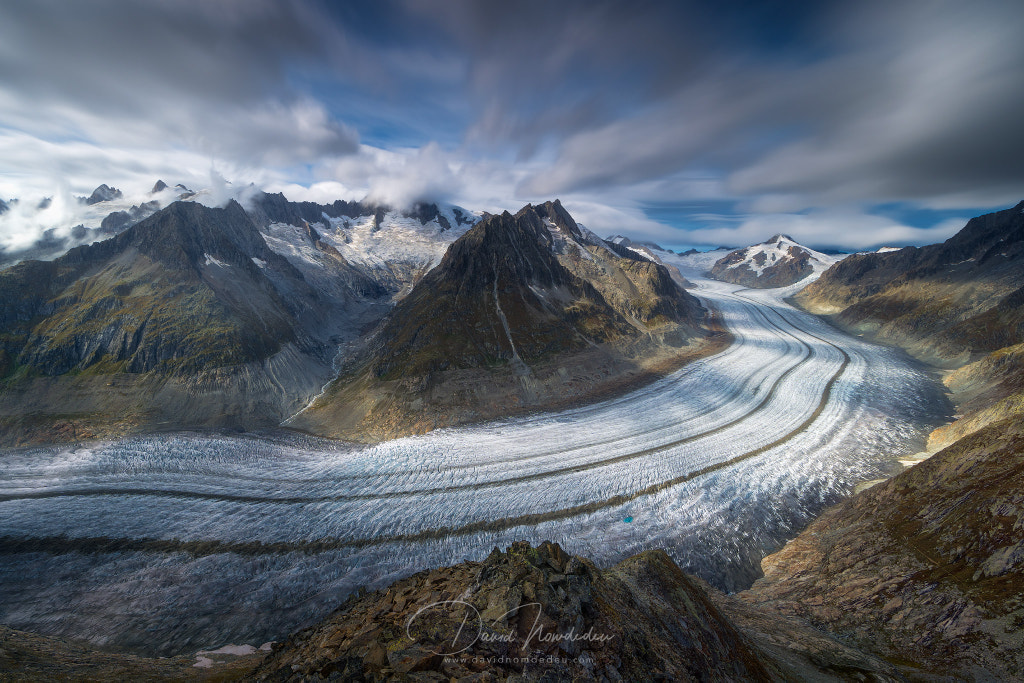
left=253, top=541, right=900, bottom=682
left=83, top=183, right=123, bottom=205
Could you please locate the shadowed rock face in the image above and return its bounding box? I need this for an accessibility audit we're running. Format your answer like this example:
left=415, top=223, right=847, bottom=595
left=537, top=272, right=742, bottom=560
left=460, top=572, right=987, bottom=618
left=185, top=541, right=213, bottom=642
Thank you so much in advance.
left=743, top=415, right=1024, bottom=680
left=291, top=200, right=720, bottom=441
left=253, top=541, right=899, bottom=682
left=797, top=201, right=1024, bottom=366
left=84, top=183, right=123, bottom=205
left=0, top=200, right=305, bottom=377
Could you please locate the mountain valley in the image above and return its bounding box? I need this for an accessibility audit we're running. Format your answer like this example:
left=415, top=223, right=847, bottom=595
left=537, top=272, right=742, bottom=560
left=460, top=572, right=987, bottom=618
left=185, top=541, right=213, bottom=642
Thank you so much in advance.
left=1, top=188, right=1022, bottom=682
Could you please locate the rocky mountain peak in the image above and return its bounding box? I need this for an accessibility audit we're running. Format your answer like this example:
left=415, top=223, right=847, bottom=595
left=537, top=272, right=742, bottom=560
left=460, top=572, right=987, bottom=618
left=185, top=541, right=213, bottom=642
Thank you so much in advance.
left=83, top=183, right=123, bottom=205
left=150, top=179, right=168, bottom=194
left=437, top=207, right=565, bottom=292
left=520, top=198, right=581, bottom=239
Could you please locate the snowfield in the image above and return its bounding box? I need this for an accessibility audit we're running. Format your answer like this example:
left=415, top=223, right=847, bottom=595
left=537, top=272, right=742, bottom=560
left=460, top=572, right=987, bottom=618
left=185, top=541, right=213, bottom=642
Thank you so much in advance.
left=0, top=274, right=949, bottom=656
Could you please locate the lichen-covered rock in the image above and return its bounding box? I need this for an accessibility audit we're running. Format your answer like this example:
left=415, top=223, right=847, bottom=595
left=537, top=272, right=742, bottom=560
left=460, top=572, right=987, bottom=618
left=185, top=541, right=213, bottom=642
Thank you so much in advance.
left=252, top=540, right=899, bottom=682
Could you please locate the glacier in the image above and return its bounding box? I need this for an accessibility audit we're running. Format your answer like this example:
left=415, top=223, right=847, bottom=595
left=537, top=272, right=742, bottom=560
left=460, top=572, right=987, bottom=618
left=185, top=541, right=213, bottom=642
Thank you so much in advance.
left=0, top=274, right=950, bottom=656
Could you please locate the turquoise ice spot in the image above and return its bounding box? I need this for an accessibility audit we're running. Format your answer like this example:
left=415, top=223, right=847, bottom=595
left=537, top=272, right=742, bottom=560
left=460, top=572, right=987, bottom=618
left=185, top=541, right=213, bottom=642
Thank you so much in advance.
left=623, top=516, right=633, bottom=523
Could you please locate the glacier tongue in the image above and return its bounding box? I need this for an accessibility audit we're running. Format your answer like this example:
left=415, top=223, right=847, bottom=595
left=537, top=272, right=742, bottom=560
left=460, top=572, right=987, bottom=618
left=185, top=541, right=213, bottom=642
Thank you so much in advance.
left=0, top=274, right=950, bottom=656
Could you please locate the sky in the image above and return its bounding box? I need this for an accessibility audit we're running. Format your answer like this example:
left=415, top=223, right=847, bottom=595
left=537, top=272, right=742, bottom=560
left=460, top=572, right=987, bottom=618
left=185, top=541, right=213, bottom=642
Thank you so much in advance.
left=1, top=0, right=1022, bottom=252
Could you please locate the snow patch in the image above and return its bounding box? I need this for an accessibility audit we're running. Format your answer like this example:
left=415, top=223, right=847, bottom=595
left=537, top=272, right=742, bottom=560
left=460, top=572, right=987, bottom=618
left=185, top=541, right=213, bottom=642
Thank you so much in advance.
left=251, top=257, right=267, bottom=268
left=203, top=253, right=230, bottom=268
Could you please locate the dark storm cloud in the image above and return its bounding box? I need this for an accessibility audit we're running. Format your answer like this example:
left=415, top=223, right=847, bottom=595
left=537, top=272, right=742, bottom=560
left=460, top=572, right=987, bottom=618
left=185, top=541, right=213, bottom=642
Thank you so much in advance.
left=2, top=0, right=1022, bottom=251
left=0, top=0, right=359, bottom=168
left=395, top=0, right=1024, bottom=210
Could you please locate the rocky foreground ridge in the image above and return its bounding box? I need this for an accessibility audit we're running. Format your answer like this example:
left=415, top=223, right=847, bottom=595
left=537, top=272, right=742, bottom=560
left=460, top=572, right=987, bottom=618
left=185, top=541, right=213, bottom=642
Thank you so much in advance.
left=742, top=414, right=1024, bottom=680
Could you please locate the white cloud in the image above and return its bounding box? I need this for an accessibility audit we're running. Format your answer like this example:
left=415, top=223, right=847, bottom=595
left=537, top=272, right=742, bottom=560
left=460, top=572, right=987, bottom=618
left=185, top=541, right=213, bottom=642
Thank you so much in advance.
left=681, top=210, right=966, bottom=251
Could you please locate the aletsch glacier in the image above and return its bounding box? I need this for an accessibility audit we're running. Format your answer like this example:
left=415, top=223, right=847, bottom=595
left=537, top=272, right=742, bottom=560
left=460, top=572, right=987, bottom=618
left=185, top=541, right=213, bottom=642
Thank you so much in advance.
left=0, top=271, right=950, bottom=656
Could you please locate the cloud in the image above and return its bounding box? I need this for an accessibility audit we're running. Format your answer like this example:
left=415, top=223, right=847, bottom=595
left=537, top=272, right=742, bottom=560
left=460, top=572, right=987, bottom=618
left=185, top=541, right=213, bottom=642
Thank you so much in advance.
left=0, top=0, right=358, bottom=195
left=728, top=2, right=1024, bottom=209
left=475, top=0, right=1024, bottom=212
left=0, top=0, right=1020, bottom=254
left=682, top=210, right=968, bottom=252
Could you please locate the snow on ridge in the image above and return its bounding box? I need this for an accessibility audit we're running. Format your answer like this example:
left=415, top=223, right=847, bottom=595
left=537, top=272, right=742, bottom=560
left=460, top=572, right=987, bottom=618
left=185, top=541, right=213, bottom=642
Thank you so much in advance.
left=725, top=235, right=837, bottom=276
left=203, top=253, right=230, bottom=268
left=262, top=203, right=479, bottom=273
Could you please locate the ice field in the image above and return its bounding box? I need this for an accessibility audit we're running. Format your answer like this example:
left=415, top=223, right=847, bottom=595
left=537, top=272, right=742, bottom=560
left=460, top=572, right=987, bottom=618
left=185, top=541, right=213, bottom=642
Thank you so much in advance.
left=0, top=276, right=951, bottom=656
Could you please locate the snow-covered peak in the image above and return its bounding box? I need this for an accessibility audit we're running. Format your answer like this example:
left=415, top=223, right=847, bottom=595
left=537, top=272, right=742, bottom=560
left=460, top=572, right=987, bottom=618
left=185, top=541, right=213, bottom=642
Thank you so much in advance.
left=723, top=236, right=836, bottom=276
left=707, top=235, right=843, bottom=288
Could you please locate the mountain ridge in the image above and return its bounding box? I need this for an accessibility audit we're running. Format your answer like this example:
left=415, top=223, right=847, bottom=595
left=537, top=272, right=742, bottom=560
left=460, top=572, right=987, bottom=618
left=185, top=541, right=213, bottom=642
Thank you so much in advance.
left=289, top=200, right=723, bottom=442
left=0, top=199, right=385, bottom=445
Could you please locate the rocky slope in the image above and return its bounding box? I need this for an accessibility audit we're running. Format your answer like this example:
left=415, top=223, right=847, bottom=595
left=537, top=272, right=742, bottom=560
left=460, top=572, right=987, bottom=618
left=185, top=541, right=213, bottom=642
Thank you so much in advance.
left=0, top=625, right=266, bottom=681
left=742, top=415, right=1024, bottom=680
left=795, top=200, right=1024, bottom=446
left=0, top=541, right=910, bottom=681
left=290, top=200, right=724, bottom=442
left=0, top=199, right=384, bottom=445
left=710, top=234, right=837, bottom=288
left=253, top=541, right=899, bottom=682
left=796, top=202, right=1024, bottom=366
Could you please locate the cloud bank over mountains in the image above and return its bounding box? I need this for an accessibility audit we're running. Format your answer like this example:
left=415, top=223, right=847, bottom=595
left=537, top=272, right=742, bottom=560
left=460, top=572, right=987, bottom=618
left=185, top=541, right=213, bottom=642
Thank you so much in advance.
left=1, top=0, right=1022, bottom=250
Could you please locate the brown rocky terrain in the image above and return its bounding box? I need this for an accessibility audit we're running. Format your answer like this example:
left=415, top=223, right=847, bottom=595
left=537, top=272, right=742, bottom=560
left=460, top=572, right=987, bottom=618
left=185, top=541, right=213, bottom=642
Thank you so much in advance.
left=0, top=541, right=911, bottom=682
left=742, top=415, right=1024, bottom=680
left=252, top=541, right=901, bottom=682
left=290, top=201, right=725, bottom=442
